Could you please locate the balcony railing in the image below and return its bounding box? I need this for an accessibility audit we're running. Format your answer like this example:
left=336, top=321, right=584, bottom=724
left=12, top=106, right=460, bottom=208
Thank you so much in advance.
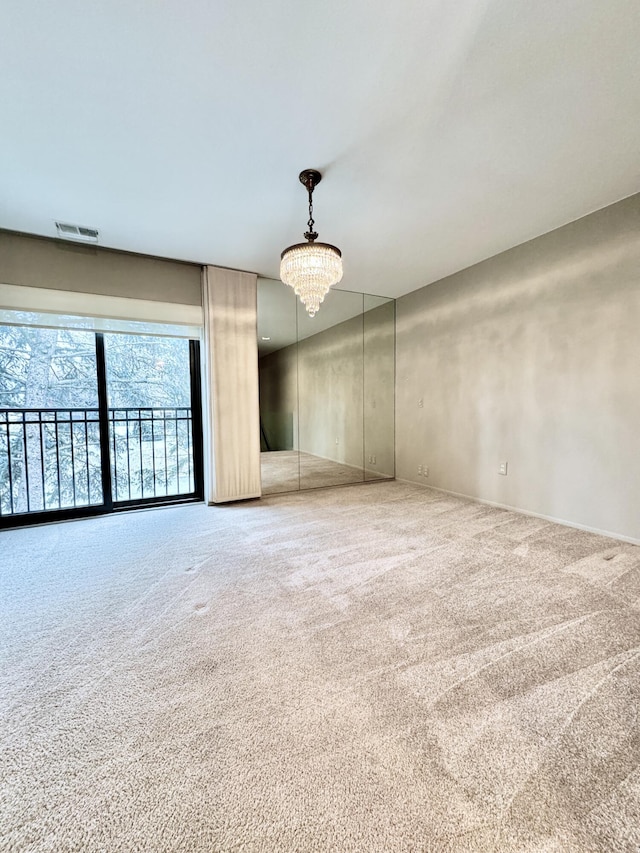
left=0, top=406, right=195, bottom=517
left=109, top=408, right=194, bottom=502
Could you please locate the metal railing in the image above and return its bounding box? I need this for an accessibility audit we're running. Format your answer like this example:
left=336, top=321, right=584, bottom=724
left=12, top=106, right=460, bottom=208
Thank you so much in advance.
left=0, top=406, right=195, bottom=517
left=0, top=408, right=102, bottom=515
left=109, top=408, right=194, bottom=502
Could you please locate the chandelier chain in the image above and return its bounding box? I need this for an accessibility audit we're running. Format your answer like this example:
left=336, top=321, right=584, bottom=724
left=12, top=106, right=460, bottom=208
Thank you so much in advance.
left=304, top=186, right=318, bottom=242
left=308, top=191, right=314, bottom=233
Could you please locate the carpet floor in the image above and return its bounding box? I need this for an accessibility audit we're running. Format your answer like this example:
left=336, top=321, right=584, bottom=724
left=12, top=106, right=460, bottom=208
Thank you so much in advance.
left=261, top=450, right=389, bottom=495
left=1, top=481, right=639, bottom=852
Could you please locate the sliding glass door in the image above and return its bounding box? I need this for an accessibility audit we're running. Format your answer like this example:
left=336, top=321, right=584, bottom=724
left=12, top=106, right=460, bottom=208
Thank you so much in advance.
left=104, top=333, right=201, bottom=505
left=0, top=326, right=203, bottom=527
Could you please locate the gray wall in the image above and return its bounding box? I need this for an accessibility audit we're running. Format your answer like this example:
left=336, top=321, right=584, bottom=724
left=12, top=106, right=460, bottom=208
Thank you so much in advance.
left=396, top=193, right=640, bottom=542
left=364, top=300, right=395, bottom=478
left=0, top=230, right=202, bottom=305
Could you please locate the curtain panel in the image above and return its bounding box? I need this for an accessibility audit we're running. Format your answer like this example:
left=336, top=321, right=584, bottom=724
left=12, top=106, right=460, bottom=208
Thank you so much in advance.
left=202, top=266, right=261, bottom=503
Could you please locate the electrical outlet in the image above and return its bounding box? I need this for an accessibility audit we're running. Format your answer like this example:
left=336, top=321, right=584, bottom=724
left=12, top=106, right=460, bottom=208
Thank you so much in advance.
left=498, top=461, right=508, bottom=476
left=335, top=437, right=339, bottom=445
left=418, top=465, right=423, bottom=475
left=418, top=398, right=424, bottom=408
left=371, top=455, right=376, bottom=464
left=423, top=466, right=429, bottom=478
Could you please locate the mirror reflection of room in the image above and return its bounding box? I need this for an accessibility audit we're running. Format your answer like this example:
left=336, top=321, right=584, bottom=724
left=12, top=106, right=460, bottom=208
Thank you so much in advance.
left=297, top=289, right=364, bottom=490
left=258, top=278, right=395, bottom=495
left=257, top=277, right=299, bottom=494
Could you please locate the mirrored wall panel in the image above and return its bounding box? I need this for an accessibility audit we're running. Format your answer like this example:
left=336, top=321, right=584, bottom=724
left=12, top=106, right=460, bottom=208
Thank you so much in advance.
left=257, top=277, right=298, bottom=494
left=258, top=278, right=395, bottom=495
left=297, top=290, right=365, bottom=490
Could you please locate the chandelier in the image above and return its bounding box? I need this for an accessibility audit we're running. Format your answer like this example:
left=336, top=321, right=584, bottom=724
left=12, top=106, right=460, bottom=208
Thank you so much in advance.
left=280, top=169, right=343, bottom=317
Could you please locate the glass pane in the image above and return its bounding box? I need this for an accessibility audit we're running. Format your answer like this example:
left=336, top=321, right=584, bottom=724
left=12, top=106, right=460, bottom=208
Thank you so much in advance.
left=103, top=333, right=195, bottom=502
left=298, top=289, right=365, bottom=489
left=364, top=296, right=395, bottom=481
left=258, top=277, right=299, bottom=494
left=0, top=325, right=102, bottom=515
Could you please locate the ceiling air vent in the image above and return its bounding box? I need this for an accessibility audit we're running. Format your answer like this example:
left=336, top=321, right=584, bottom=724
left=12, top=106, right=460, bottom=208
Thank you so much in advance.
left=55, top=221, right=99, bottom=243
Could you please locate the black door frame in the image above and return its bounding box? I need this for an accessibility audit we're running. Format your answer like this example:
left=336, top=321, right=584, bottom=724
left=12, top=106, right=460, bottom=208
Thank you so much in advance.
left=0, top=332, right=204, bottom=529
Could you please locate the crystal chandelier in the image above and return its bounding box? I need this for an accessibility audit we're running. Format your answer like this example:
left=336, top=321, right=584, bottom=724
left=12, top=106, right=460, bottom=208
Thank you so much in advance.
left=280, top=169, right=343, bottom=317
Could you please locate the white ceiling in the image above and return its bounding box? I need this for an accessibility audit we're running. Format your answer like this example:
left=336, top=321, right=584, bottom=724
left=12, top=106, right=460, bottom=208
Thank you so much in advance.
left=2, top=0, right=639, bottom=299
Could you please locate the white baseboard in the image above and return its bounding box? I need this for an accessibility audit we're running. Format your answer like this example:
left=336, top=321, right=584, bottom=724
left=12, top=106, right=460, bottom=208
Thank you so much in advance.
left=395, top=478, right=640, bottom=546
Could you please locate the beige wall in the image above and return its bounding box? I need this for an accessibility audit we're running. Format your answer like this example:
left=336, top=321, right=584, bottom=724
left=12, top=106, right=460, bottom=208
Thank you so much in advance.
left=0, top=230, right=202, bottom=305
left=396, top=193, right=640, bottom=542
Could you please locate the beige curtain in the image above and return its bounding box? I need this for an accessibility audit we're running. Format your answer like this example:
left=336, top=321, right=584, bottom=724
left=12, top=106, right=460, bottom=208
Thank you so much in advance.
left=202, top=266, right=261, bottom=503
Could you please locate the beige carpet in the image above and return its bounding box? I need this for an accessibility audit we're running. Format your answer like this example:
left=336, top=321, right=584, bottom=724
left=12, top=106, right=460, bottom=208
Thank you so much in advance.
left=1, top=482, right=639, bottom=852
left=261, top=450, right=303, bottom=493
